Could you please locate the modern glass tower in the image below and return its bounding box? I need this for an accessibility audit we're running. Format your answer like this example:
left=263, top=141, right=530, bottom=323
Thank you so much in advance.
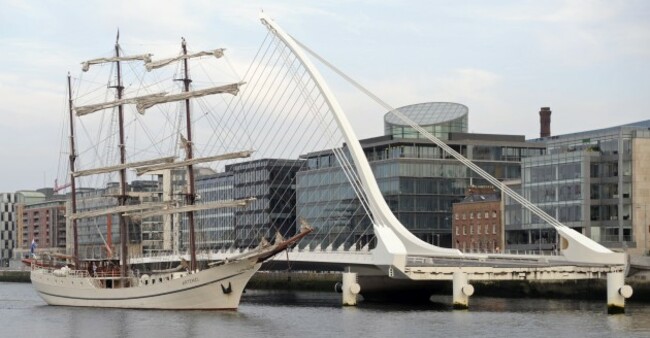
left=228, top=159, right=304, bottom=248
left=384, top=102, right=468, bottom=140
left=193, top=172, right=236, bottom=250
left=505, top=120, right=650, bottom=255
left=297, top=102, right=545, bottom=250
left=74, top=180, right=160, bottom=259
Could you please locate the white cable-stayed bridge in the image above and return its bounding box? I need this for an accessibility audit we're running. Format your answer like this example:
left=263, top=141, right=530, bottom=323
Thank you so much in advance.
left=117, top=13, right=634, bottom=313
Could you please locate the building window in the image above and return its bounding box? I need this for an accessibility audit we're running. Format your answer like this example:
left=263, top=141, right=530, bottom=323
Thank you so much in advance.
left=470, top=225, right=474, bottom=235
left=492, top=224, right=496, bottom=234
left=477, top=225, right=481, bottom=234
left=462, top=213, right=466, bottom=220
left=470, top=212, right=474, bottom=219
left=456, top=226, right=459, bottom=235
left=485, top=211, right=489, bottom=218
left=463, top=226, right=466, bottom=235
left=477, top=212, right=482, bottom=219
left=492, top=211, right=497, bottom=218
left=455, top=213, right=459, bottom=220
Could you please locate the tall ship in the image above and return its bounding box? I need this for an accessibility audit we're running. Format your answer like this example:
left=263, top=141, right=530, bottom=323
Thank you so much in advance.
left=29, top=33, right=311, bottom=310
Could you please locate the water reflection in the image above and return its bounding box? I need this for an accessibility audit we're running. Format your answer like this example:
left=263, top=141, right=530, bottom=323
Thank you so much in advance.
left=607, top=311, right=650, bottom=334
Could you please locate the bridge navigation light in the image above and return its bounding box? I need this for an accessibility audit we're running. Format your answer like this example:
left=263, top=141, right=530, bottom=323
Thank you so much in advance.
left=462, top=284, right=475, bottom=297
left=619, top=284, right=633, bottom=299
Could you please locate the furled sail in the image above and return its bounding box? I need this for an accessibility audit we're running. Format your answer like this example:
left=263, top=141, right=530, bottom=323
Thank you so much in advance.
left=135, top=150, right=254, bottom=175
left=72, top=156, right=177, bottom=177
left=74, top=92, right=167, bottom=116
left=69, top=203, right=168, bottom=220
left=145, top=49, right=224, bottom=71
left=127, top=198, right=255, bottom=220
left=135, top=83, right=243, bottom=114
left=81, top=54, right=152, bottom=72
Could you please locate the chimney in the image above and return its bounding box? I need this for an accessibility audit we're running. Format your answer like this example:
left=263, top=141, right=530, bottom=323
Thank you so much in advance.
left=539, top=107, right=551, bottom=138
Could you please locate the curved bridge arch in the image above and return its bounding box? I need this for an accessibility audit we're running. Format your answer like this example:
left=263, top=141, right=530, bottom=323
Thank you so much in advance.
left=259, top=12, right=625, bottom=271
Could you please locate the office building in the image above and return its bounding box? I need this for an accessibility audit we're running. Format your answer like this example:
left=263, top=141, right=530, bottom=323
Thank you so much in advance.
left=297, top=102, right=545, bottom=249
left=505, top=120, right=650, bottom=255
left=0, top=193, right=17, bottom=266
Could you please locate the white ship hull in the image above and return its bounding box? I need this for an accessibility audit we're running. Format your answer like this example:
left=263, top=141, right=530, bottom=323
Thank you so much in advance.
left=31, top=258, right=261, bottom=310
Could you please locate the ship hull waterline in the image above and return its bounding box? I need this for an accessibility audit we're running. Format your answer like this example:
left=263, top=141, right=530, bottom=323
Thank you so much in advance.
left=30, top=258, right=261, bottom=310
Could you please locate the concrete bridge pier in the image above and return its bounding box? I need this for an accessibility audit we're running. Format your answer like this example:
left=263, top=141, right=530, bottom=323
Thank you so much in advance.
left=452, top=271, right=474, bottom=310
left=336, top=271, right=360, bottom=306
left=607, top=272, right=633, bottom=314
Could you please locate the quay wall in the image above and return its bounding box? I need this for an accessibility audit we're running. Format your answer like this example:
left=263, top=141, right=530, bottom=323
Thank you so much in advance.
left=3, top=269, right=648, bottom=302
left=0, top=270, right=30, bottom=283
left=248, top=271, right=650, bottom=302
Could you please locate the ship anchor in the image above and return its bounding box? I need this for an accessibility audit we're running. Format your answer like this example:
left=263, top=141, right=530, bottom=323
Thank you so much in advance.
left=221, top=282, right=232, bottom=294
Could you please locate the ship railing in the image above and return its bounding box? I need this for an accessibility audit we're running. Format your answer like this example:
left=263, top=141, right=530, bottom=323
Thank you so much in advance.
left=93, top=270, right=123, bottom=278
left=69, top=269, right=90, bottom=278
left=34, top=266, right=90, bottom=278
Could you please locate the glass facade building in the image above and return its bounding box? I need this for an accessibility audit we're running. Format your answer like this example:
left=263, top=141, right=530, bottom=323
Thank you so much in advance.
left=384, top=102, right=468, bottom=140
left=69, top=160, right=304, bottom=257
left=60, top=108, right=650, bottom=257
left=193, top=172, right=236, bottom=250
left=179, top=159, right=304, bottom=251
left=74, top=180, right=160, bottom=259
left=297, top=102, right=545, bottom=250
left=297, top=149, right=374, bottom=250
left=228, top=159, right=304, bottom=248
left=505, top=120, right=650, bottom=254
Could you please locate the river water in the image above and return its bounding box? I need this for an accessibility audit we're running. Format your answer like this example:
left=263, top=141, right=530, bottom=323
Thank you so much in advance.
left=1, top=282, right=649, bottom=338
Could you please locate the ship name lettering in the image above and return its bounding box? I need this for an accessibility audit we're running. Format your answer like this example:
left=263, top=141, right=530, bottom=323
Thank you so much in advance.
left=183, top=277, right=199, bottom=285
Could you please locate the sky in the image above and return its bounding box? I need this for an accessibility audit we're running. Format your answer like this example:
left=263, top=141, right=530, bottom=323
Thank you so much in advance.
left=1, top=0, right=649, bottom=192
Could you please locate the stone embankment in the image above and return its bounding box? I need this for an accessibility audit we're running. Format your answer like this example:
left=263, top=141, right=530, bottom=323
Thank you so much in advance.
left=0, top=270, right=30, bottom=283
left=249, top=271, right=650, bottom=302
left=3, top=269, right=648, bottom=302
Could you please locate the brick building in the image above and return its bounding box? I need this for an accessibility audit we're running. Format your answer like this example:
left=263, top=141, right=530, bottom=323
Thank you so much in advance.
left=18, top=198, right=67, bottom=258
left=452, top=186, right=503, bottom=253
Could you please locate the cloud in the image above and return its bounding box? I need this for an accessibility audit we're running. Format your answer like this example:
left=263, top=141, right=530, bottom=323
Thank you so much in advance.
left=326, top=67, right=511, bottom=139
left=461, top=0, right=650, bottom=64
left=0, top=76, right=66, bottom=191
left=433, top=69, right=501, bottom=102
left=542, top=0, right=623, bottom=23
left=1, top=0, right=649, bottom=192
left=0, top=74, right=64, bottom=128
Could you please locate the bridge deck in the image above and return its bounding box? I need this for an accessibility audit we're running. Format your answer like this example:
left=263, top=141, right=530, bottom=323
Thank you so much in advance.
left=130, top=250, right=624, bottom=282
left=402, top=254, right=625, bottom=281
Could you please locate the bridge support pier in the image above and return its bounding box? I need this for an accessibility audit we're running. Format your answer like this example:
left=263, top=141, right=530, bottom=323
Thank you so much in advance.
left=607, top=272, right=633, bottom=314
left=337, top=271, right=360, bottom=306
left=452, top=271, right=474, bottom=310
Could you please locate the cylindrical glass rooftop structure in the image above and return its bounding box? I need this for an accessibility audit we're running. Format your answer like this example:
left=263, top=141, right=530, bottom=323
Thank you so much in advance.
left=384, top=102, right=468, bottom=140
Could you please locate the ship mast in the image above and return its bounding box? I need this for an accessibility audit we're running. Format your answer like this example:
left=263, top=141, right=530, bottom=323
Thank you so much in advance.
left=71, top=37, right=244, bottom=275
left=181, top=38, right=198, bottom=272
left=114, top=32, right=129, bottom=278
left=67, top=73, right=80, bottom=268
